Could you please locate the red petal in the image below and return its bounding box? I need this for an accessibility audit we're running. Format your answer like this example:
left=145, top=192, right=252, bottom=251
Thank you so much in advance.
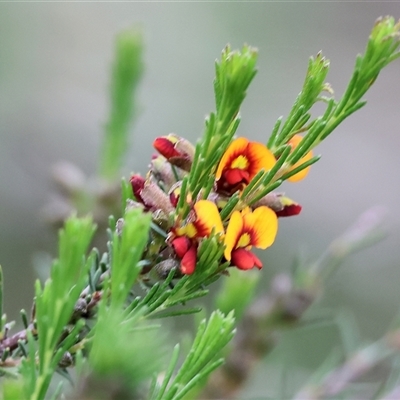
left=171, top=236, right=191, bottom=258
left=130, top=174, right=145, bottom=202
left=276, top=203, right=302, bottom=217
left=224, top=169, right=250, bottom=185
left=231, top=248, right=263, bottom=270
left=170, top=191, right=179, bottom=207
left=153, top=137, right=181, bottom=159
left=180, top=245, right=197, bottom=275
left=251, top=252, right=263, bottom=269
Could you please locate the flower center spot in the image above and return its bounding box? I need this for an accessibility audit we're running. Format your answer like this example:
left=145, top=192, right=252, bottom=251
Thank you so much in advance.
left=237, top=232, right=251, bottom=248
left=185, top=223, right=198, bottom=239
left=231, top=155, right=249, bottom=170
left=177, top=223, right=198, bottom=239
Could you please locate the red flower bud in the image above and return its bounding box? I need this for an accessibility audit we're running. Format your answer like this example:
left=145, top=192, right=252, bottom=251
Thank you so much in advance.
left=153, top=134, right=195, bottom=171
left=275, top=203, right=302, bottom=217
left=254, top=194, right=302, bottom=218
left=129, top=174, right=174, bottom=214
left=130, top=174, right=146, bottom=203
left=153, top=137, right=181, bottom=159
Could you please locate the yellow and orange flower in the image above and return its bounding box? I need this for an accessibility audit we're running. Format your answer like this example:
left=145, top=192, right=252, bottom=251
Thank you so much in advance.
left=175, top=200, right=224, bottom=239
left=224, top=206, right=278, bottom=270
left=286, top=134, right=313, bottom=182
left=172, top=200, right=224, bottom=274
left=216, top=137, right=276, bottom=194
left=171, top=200, right=279, bottom=273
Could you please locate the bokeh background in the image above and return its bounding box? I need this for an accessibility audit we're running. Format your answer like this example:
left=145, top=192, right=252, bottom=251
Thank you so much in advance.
left=1, top=2, right=399, bottom=397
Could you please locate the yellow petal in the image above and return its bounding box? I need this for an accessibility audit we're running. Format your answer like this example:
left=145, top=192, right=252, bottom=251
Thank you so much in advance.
left=246, top=206, right=278, bottom=249
left=193, top=200, right=224, bottom=237
left=287, top=135, right=313, bottom=182
left=224, top=210, right=243, bottom=261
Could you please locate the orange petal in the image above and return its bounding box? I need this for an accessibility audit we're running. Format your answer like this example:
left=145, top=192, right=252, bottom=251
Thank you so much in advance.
left=245, top=142, right=276, bottom=180
left=193, top=200, right=224, bottom=237
left=216, top=137, right=250, bottom=180
left=287, top=135, right=313, bottom=182
left=224, top=210, right=243, bottom=261
left=243, top=206, right=278, bottom=249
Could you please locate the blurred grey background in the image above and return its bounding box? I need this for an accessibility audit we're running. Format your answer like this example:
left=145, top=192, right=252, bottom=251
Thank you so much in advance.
left=0, top=2, right=399, bottom=397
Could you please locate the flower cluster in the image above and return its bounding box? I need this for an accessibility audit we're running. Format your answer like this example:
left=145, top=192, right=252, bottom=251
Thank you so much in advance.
left=130, top=134, right=312, bottom=276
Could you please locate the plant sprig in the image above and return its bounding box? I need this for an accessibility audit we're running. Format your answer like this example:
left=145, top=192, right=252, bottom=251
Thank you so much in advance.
left=178, top=45, right=258, bottom=218
left=243, top=16, right=400, bottom=203
left=23, top=216, right=96, bottom=400
left=149, top=310, right=236, bottom=400
left=1, top=16, right=399, bottom=400
left=100, top=28, right=144, bottom=180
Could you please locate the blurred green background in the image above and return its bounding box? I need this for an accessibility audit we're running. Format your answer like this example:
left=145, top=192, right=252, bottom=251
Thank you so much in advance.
left=1, top=2, right=399, bottom=397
